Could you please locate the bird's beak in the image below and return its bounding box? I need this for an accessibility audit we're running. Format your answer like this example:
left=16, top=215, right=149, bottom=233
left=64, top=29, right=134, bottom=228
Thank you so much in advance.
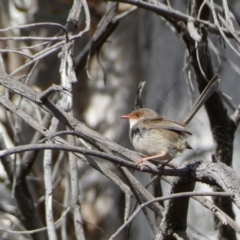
left=120, top=114, right=130, bottom=119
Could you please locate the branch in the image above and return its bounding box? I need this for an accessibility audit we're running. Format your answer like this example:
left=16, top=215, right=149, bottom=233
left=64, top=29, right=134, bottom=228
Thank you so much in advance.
left=178, top=2, right=238, bottom=238
left=158, top=176, right=195, bottom=239
left=75, top=2, right=136, bottom=75
left=109, top=191, right=233, bottom=240
left=109, top=0, right=237, bottom=37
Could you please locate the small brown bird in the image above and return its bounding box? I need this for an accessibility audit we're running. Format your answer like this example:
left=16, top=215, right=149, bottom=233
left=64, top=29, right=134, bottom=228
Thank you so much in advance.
left=121, top=75, right=220, bottom=169
left=121, top=108, right=192, bottom=169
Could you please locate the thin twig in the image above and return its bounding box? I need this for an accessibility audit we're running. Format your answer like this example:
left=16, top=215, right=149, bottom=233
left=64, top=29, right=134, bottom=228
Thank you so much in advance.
left=109, top=191, right=233, bottom=240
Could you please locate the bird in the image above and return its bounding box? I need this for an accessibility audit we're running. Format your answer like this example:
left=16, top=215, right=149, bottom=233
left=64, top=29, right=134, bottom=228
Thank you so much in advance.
left=121, top=74, right=220, bottom=170
left=120, top=108, right=192, bottom=169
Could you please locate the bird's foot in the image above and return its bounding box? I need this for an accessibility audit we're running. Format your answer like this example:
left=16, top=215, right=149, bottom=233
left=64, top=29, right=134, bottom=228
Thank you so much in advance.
left=136, top=158, right=146, bottom=170
left=136, top=151, right=169, bottom=171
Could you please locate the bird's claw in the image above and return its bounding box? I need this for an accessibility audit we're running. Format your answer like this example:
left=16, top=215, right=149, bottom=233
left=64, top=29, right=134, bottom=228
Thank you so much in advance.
left=136, top=159, right=145, bottom=170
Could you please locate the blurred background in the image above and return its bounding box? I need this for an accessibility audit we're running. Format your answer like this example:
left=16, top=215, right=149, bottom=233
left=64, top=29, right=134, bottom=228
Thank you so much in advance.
left=0, top=0, right=240, bottom=239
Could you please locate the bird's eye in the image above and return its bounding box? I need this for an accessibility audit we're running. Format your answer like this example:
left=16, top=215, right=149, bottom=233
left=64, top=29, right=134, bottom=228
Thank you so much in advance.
left=136, top=113, right=140, bottom=117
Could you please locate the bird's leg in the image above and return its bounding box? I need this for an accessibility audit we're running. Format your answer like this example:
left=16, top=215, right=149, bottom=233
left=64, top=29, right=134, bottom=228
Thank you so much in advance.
left=158, top=158, right=172, bottom=172
left=136, top=151, right=168, bottom=170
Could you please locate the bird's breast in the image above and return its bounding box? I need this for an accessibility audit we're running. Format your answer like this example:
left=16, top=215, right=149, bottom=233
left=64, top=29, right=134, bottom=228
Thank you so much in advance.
left=129, top=127, right=189, bottom=158
left=130, top=127, right=163, bottom=155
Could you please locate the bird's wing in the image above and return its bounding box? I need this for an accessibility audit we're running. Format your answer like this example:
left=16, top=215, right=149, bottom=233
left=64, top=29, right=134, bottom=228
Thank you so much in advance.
left=144, top=117, right=192, bottom=135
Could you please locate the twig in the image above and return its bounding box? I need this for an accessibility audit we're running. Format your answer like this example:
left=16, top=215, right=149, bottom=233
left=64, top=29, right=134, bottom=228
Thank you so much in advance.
left=109, top=191, right=233, bottom=240
left=0, top=207, right=70, bottom=235
left=110, top=0, right=236, bottom=37
left=0, top=142, right=190, bottom=175
left=0, top=22, right=66, bottom=33
left=44, top=147, right=57, bottom=240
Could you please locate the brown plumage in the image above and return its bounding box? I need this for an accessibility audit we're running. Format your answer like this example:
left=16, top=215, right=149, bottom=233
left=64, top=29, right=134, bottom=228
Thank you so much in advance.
left=121, top=108, right=192, bottom=168
left=121, top=75, right=220, bottom=169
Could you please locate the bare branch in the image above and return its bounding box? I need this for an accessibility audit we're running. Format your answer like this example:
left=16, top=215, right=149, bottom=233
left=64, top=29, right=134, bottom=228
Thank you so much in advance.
left=109, top=191, right=233, bottom=240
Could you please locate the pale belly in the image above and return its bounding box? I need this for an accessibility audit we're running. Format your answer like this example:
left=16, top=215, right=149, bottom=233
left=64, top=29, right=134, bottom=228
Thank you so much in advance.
left=130, top=128, right=188, bottom=159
